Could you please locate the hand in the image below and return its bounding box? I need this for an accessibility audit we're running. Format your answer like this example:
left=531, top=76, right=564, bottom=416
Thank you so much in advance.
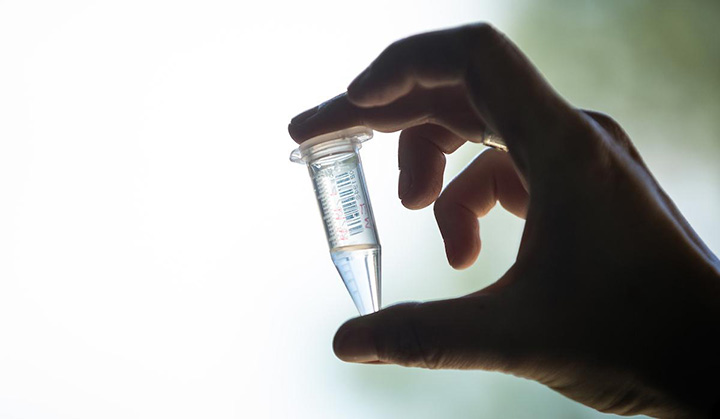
left=288, top=24, right=720, bottom=418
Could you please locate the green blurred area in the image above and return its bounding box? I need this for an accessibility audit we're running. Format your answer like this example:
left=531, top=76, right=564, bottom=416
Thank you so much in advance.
left=511, top=0, right=720, bottom=151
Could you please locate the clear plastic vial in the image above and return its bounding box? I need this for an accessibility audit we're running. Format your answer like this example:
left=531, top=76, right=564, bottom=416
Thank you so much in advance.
left=290, top=126, right=380, bottom=315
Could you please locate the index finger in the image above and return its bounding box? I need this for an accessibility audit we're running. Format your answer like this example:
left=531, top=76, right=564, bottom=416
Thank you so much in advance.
left=346, top=23, right=599, bottom=171
left=288, top=86, right=487, bottom=144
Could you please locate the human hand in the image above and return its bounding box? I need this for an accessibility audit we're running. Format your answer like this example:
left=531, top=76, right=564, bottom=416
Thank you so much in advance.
left=288, top=24, right=720, bottom=418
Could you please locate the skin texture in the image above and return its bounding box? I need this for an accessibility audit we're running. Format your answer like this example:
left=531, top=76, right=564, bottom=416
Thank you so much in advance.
left=288, top=24, right=720, bottom=418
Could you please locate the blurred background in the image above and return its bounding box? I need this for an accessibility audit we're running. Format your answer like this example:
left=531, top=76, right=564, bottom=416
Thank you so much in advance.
left=1, top=0, right=718, bottom=417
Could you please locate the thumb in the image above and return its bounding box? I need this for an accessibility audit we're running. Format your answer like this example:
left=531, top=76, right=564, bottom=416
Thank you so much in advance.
left=333, top=293, right=526, bottom=371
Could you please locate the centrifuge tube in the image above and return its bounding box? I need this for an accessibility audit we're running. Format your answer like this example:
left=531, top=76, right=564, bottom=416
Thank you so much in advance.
left=290, top=126, right=380, bottom=315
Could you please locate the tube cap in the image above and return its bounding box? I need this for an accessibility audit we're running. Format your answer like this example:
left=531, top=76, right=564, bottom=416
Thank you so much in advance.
left=290, top=126, right=373, bottom=164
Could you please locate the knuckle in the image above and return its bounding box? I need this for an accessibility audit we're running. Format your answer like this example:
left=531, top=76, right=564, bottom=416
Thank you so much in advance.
left=466, top=22, right=494, bottom=36
left=582, top=110, right=639, bottom=156
left=583, top=110, right=628, bottom=142
left=583, top=110, right=619, bottom=130
left=382, top=40, right=400, bottom=57
left=381, top=37, right=409, bottom=63
left=462, top=22, right=503, bottom=47
left=545, top=109, right=604, bottom=156
left=539, top=113, right=628, bottom=189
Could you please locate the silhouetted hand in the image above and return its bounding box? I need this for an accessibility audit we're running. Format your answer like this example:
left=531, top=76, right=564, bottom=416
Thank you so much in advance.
left=288, top=24, right=720, bottom=418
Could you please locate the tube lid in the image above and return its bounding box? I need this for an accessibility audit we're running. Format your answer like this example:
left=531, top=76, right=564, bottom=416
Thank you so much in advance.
left=290, top=126, right=373, bottom=164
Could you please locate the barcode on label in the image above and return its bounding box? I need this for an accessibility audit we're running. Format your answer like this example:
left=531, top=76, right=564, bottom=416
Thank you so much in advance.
left=336, top=171, right=363, bottom=236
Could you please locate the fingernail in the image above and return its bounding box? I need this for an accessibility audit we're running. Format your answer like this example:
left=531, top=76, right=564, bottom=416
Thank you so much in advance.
left=290, top=106, right=319, bottom=125
left=398, top=170, right=413, bottom=199
left=334, top=326, right=377, bottom=363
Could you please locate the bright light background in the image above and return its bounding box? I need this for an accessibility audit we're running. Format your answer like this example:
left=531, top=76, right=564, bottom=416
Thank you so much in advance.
left=1, top=1, right=718, bottom=418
